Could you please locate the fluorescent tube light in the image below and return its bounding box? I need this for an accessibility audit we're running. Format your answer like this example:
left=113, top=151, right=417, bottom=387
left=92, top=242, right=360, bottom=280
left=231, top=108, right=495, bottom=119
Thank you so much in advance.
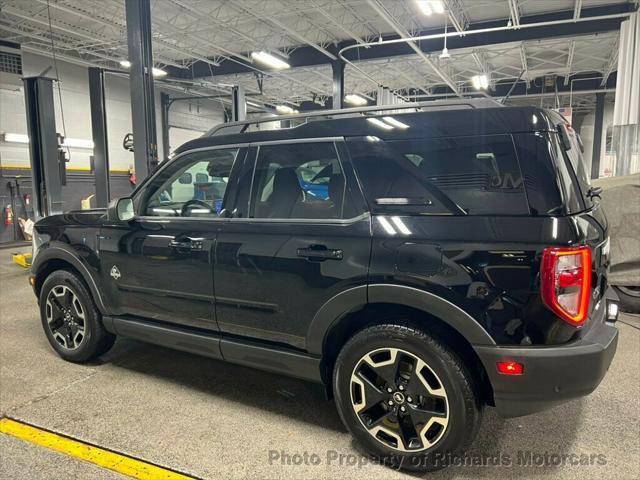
left=61, top=138, right=94, bottom=149
left=430, top=0, right=445, bottom=14
left=275, top=105, right=295, bottom=114
left=417, top=1, right=445, bottom=15
left=416, top=1, right=433, bottom=15
left=382, top=116, right=410, bottom=129
left=152, top=67, right=167, bottom=77
left=1, top=133, right=29, bottom=143
left=472, top=74, right=489, bottom=90
left=367, top=118, right=394, bottom=130
left=251, top=51, right=290, bottom=69
left=119, top=60, right=131, bottom=68
left=344, top=94, right=368, bottom=106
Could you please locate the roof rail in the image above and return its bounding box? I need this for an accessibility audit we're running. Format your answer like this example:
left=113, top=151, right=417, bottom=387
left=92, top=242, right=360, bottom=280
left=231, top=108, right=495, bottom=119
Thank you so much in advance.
left=206, top=97, right=503, bottom=137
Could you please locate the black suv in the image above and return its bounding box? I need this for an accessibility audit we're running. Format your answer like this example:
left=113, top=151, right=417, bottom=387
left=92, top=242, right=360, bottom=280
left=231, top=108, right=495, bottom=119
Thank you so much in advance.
left=30, top=100, right=619, bottom=471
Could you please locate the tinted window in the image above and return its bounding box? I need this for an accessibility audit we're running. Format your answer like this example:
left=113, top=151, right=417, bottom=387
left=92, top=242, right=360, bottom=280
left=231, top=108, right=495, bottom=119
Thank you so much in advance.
left=347, top=135, right=528, bottom=215
left=250, top=142, right=354, bottom=219
left=143, top=148, right=240, bottom=217
left=550, top=134, right=585, bottom=214
left=512, top=133, right=564, bottom=215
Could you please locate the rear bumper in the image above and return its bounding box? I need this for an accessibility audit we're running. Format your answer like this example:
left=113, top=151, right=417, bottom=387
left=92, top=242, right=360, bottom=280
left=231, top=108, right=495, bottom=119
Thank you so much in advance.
left=474, top=288, right=619, bottom=417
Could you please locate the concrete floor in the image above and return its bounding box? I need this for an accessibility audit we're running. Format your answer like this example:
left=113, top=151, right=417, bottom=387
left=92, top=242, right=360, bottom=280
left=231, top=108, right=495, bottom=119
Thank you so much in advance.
left=1, top=247, right=639, bottom=480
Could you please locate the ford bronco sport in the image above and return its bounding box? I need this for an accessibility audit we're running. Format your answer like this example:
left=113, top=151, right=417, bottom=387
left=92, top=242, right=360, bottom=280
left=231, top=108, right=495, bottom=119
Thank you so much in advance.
left=30, top=100, right=619, bottom=471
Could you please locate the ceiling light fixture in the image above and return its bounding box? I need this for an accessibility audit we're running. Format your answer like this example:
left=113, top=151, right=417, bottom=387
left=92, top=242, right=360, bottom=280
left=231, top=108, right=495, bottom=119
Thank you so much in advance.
left=367, top=118, right=394, bottom=130
left=344, top=94, right=368, bottom=106
left=431, top=0, right=445, bottom=14
left=152, top=67, right=167, bottom=78
left=1, top=133, right=29, bottom=143
left=439, top=16, right=450, bottom=60
left=416, top=1, right=432, bottom=15
left=472, top=74, right=489, bottom=89
left=275, top=105, right=295, bottom=114
left=251, top=51, right=290, bottom=69
left=417, top=1, right=445, bottom=15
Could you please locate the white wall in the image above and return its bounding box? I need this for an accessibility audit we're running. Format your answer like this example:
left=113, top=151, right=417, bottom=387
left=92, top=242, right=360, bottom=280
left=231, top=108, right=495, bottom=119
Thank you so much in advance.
left=0, top=52, right=225, bottom=171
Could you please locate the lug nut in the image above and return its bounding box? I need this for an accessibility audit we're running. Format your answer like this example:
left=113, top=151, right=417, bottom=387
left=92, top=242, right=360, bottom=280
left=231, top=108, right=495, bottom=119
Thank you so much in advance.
left=407, top=396, right=412, bottom=403
left=387, top=387, right=393, bottom=393
left=398, top=385, right=405, bottom=391
left=400, top=406, right=406, bottom=412
left=388, top=400, right=394, bottom=406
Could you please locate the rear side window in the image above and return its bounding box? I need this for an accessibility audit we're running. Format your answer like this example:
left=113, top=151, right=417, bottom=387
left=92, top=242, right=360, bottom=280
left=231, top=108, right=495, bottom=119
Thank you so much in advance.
left=249, top=142, right=360, bottom=219
left=347, top=134, right=528, bottom=215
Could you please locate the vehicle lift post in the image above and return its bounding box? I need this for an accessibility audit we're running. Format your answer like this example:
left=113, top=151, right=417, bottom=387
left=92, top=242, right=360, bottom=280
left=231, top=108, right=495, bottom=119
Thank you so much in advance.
left=22, top=76, right=65, bottom=220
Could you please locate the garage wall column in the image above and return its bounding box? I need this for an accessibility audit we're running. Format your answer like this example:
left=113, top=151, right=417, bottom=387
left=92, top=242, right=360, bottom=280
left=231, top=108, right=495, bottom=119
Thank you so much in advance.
left=125, top=0, right=158, bottom=181
left=591, top=92, right=606, bottom=179
left=332, top=58, right=345, bottom=109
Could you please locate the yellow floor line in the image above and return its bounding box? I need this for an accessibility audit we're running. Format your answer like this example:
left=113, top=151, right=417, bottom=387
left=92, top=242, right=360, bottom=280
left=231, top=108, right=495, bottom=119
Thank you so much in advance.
left=0, top=418, right=195, bottom=479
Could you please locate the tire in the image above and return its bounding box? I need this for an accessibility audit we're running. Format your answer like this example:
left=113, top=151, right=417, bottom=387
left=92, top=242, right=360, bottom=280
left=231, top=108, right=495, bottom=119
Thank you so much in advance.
left=39, top=270, right=116, bottom=363
left=333, top=323, right=482, bottom=472
left=613, top=285, right=640, bottom=313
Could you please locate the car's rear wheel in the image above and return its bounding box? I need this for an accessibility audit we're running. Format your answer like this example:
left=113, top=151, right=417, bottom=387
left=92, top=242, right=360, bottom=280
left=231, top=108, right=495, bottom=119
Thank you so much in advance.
left=39, top=270, right=115, bottom=362
left=333, top=323, right=482, bottom=472
left=613, top=285, right=640, bottom=313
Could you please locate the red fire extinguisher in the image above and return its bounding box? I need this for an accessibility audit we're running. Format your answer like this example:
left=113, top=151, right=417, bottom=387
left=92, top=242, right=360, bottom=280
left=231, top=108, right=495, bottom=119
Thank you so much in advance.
left=4, top=204, right=13, bottom=226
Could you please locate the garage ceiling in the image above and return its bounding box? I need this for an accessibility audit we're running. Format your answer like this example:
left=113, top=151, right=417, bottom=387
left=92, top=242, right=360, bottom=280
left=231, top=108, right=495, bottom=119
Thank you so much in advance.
left=0, top=0, right=633, bottom=114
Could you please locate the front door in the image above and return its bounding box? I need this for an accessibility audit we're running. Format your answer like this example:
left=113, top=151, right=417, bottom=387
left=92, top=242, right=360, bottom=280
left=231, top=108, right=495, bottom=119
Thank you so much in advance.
left=100, top=146, right=245, bottom=331
left=214, top=139, right=371, bottom=350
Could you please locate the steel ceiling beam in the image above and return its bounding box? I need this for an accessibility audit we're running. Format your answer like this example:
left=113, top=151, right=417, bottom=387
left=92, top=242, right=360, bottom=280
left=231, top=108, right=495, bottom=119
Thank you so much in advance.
left=9, top=1, right=185, bottom=69
left=601, top=37, right=619, bottom=87
left=365, top=0, right=460, bottom=95
left=176, top=4, right=634, bottom=80
left=445, top=0, right=470, bottom=32
left=508, top=0, right=521, bottom=27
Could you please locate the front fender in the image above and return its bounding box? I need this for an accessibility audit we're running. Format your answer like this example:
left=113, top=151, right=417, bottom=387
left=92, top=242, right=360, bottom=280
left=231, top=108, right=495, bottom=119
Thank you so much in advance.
left=31, top=242, right=108, bottom=313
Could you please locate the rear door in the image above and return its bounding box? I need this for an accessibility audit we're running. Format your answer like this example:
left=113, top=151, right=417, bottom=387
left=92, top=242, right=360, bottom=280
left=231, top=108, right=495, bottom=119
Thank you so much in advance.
left=213, top=139, right=371, bottom=350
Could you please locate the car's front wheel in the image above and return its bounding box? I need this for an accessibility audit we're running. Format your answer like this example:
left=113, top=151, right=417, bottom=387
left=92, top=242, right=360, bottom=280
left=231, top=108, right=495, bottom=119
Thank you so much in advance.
left=39, top=270, right=116, bottom=363
left=333, top=323, right=482, bottom=472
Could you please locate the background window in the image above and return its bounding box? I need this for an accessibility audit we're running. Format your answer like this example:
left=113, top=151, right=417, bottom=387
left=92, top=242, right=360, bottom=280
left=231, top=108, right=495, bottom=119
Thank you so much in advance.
left=144, top=148, right=239, bottom=217
left=348, top=135, right=528, bottom=216
left=250, top=142, right=351, bottom=219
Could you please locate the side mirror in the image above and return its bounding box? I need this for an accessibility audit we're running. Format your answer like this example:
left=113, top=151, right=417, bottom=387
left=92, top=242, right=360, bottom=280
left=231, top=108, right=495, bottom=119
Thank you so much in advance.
left=107, top=197, right=135, bottom=223
left=587, top=186, right=603, bottom=199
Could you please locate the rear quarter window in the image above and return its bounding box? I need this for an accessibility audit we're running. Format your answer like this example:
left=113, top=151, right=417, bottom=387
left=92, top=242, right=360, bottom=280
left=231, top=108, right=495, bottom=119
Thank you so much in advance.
left=347, top=134, right=529, bottom=216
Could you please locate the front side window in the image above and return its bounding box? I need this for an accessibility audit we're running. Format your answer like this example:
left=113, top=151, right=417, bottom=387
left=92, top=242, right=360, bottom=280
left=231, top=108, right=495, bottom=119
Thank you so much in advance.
left=143, top=148, right=240, bottom=217
left=249, top=142, right=356, bottom=219
left=347, top=134, right=528, bottom=215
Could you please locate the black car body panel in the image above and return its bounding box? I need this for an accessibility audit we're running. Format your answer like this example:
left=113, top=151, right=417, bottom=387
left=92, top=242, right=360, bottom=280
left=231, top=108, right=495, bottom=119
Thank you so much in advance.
left=31, top=104, right=618, bottom=418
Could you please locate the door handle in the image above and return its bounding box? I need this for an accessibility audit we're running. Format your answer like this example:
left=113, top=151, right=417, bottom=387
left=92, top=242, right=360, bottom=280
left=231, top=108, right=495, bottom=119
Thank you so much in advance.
left=297, top=245, right=343, bottom=261
left=169, top=238, right=204, bottom=252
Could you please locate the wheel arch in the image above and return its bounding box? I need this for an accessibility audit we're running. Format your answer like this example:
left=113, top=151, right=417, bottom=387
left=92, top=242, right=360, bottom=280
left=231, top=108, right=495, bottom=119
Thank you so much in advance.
left=308, top=284, right=496, bottom=404
left=32, top=245, right=107, bottom=313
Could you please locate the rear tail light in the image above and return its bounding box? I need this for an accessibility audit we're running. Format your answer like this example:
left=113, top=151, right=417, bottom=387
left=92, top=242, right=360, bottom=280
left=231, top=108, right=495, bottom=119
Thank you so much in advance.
left=541, top=246, right=591, bottom=326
